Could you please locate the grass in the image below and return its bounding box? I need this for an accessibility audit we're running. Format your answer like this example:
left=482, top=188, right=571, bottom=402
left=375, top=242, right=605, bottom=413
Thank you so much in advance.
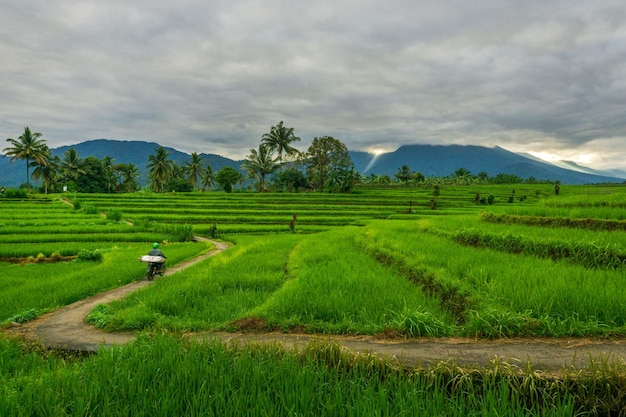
left=6, top=334, right=620, bottom=416
left=3, top=185, right=626, bottom=415
left=1, top=242, right=211, bottom=324
left=88, top=230, right=454, bottom=335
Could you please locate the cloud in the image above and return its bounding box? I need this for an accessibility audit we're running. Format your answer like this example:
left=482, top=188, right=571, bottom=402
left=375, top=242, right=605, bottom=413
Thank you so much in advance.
left=1, top=0, right=625, bottom=169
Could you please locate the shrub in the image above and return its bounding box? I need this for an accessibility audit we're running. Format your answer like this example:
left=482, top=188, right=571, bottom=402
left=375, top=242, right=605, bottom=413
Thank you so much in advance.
left=106, top=210, right=123, bottom=222
left=77, top=249, right=103, bottom=262
left=208, top=223, right=221, bottom=239
left=84, top=205, right=99, bottom=214
left=172, top=224, right=194, bottom=242
left=8, top=308, right=39, bottom=323
left=72, top=199, right=82, bottom=210
left=4, top=188, right=28, bottom=199
left=397, top=309, right=452, bottom=337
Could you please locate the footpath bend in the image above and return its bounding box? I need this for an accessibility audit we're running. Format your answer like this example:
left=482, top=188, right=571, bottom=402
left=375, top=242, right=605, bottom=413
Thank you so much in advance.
left=5, top=238, right=626, bottom=374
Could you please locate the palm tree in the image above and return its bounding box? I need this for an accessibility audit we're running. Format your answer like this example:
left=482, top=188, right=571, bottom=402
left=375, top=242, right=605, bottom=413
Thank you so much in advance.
left=31, top=147, right=59, bottom=194
left=201, top=164, right=214, bottom=191
left=102, top=156, right=118, bottom=193
left=170, top=162, right=186, bottom=180
left=242, top=144, right=279, bottom=192
left=60, top=148, right=85, bottom=183
left=3, top=127, right=48, bottom=189
left=394, top=164, right=412, bottom=184
left=116, top=163, right=140, bottom=192
left=147, top=146, right=173, bottom=192
left=261, top=121, right=301, bottom=167
left=185, top=152, right=204, bottom=190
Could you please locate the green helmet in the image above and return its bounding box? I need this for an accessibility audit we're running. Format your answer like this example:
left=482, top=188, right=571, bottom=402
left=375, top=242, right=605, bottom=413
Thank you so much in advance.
left=153, top=242, right=159, bottom=249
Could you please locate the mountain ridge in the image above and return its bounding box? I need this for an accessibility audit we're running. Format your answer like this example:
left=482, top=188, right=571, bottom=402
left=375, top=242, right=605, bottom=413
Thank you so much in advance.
left=1, top=139, right=624, bottom=187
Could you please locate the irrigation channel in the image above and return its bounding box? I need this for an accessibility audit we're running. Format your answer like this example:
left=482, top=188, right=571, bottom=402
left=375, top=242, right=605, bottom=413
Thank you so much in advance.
left=6, top=237, right=626, bottom=374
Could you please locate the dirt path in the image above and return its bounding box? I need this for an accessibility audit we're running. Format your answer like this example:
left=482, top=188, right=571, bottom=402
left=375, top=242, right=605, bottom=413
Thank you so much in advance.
left=6, top=238, right=626, bottom=372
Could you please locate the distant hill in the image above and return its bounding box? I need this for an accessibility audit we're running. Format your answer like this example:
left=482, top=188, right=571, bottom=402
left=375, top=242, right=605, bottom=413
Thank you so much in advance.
left=350, top=144, right=625, bottom=184
left=1, top=139, right=624, bottom=188
left=52, top=139, right=243, bottom=186
left=0, top=139, right=244, bottom=188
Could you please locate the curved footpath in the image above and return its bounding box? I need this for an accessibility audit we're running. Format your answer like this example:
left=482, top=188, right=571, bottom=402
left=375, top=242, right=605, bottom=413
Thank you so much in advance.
left=5, top=238, right=626, bottom=373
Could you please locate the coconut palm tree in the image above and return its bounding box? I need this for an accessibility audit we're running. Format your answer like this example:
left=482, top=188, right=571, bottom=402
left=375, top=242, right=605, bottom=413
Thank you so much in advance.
left=30, top=146, right=59, bottom=194
left=185, top=152, right=204, bottom=190
left=261, top=121, right=301, bottom=167
left=147, top=146, right=173, bottom=192
left=242, top=144, right=279, bottom=192
left=102, top=156, right=118, bottom=193
left=3, top=127, right=48, bottom=189
left=116, top=163, right=140, bottom=192
left=60, top=148, right=85, bottom=183
left=201, top=164, right=214, bottom=191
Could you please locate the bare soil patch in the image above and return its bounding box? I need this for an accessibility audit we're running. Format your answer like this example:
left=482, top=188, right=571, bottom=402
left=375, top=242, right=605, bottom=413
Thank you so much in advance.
left=1, top=255, right=76, bottom=265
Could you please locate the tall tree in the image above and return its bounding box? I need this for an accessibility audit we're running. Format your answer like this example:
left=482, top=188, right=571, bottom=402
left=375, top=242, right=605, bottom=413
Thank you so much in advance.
left=116, top=163, right=140, bottom=193
left=30, top=146, right=59, bottom=194
left=242, top=144, right=279, bottom=192
left=201, top=164, right=214, bottom=191
left=76, top=156, right=107, bottom=193
left=215, top=166, right=241, bottom=193
left=170, top=161, right=186, bottom=180
left=185, top=152, right=204, bottom=190
left=453, top=167, right=471, bottom=178
left=60, top=148, right=85, bottom=183
left=304, top=136, right=353, bottom=192
left=261, top=121, right=301, bottom=166
left=147, top=146, right=173, bottom=193
left=394, top=164, right=412, bottom=184
left=102, top=156, right=118, bottom=193
left=3, top=127, right=48, bottom=189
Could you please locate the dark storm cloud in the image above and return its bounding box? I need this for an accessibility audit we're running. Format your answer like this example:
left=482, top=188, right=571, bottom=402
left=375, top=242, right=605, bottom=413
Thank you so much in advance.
left=1, top=0, right=625, bottom=169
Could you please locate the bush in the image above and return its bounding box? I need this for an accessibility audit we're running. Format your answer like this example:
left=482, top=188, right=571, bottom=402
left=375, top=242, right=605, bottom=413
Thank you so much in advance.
left=208, top=223, right=221, bottom=239
left=8, top=308, right=40, bottom=323
left=168, top=179, right=194, bottom=192
left=4, top=188, right=28, bottom=199
left=172, top=224, right=194, bottom=242
left=77, top=249, right=103, bottom=262
left=106, top=210, right=122, bottom=222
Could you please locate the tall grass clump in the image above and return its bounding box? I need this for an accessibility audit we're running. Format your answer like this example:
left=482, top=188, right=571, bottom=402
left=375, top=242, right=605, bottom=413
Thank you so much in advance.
left=77, top=249, right=103, bottom=262
left=6, top=334, right=617, bottom=416
left=83, top=205, right=99, bottom=215
left=105, top=209, right=122, bottom=222
left=172, top=223, right=194, bottom=242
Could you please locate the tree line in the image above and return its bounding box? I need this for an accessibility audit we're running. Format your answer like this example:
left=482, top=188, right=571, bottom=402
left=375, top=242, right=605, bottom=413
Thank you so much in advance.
left=3, top=124, right=554, bottom=194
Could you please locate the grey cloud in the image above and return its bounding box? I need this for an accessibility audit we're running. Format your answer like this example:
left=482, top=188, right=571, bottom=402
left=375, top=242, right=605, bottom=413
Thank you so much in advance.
left=1, top=0, right=625, bottom=169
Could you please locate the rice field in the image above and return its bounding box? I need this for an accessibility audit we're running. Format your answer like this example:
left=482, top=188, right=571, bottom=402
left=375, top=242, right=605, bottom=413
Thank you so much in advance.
left=2, top=183, right=626, bottom=415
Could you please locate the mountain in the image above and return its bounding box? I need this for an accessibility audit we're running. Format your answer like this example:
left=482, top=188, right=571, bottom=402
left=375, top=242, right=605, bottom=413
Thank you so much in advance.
left=0, top=139, right=244, bottom=188
left=1, top=140, right=624, bottom=188
left=350, top=144, right=625, bottom=184
left=52, top=139, right=244, bottom=186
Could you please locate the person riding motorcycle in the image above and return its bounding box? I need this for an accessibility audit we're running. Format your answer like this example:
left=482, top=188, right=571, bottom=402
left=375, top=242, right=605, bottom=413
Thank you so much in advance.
left=147, top=242, right=166, bottom=274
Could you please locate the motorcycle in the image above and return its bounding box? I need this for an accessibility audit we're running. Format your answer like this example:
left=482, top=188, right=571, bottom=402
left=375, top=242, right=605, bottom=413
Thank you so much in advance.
left=140, top=255, right=166, bottom=281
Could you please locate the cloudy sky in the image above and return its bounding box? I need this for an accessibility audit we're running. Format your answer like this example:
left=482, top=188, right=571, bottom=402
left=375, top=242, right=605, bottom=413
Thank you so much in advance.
left=1, top=0, right=625, bottom=170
